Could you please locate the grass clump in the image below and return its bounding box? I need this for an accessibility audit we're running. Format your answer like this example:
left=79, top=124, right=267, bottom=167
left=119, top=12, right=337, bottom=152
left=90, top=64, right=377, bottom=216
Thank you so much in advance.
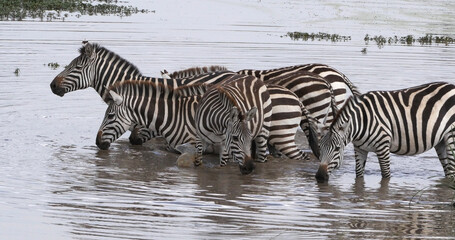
left=0, top=0, right=150, bottom=21
left=364, top=34, right=455, bottom=48
left=285, top=32, right=351, bottom=42
left=47, top=62, right=60, bottom=69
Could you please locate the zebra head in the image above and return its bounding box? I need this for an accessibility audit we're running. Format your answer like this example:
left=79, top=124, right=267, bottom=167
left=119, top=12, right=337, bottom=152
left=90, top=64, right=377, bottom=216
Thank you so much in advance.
left=50, top=42, right=98, bottom=97
left=315, top=113, right=351, bottom=182
left=96, top=89, right=131, bottom=150
left=223, top=106, right=257, bottom=174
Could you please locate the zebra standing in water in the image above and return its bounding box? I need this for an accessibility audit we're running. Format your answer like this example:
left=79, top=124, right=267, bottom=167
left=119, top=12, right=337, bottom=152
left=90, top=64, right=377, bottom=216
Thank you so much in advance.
left=50, top=42, right=237, bottom=147
left=315, top=82, right=455, bottom=182
left=195, top=75, right=273, bottom=174
left=163, top=64, right=358, bottom=129
left=230, top=84, right=319, bottom=162
left=96, top=80, right=209, bottom=152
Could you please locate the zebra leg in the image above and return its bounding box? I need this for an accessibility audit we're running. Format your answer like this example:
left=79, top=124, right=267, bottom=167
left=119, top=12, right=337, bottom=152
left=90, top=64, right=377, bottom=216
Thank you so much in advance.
left=269, top=140, right=308, bottom=161
left=376, top=146, right=392, bottom=178
left=354, top=147, right=368, bottom=178
left=268, top=143, right=282, bottom=158
left=437, top=130, right=455, bottom=181
left=194, top=139, right=203, bottom=166
left=129, top=127, right=153, bottom=145
left=434, top=140, right=450, bottom=176
left=254, top=134, right=269, bottom=163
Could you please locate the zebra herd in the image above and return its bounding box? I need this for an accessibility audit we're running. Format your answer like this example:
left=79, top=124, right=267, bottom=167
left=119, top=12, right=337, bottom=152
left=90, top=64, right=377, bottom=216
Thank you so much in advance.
left=50, top=41, right=455, bottom=183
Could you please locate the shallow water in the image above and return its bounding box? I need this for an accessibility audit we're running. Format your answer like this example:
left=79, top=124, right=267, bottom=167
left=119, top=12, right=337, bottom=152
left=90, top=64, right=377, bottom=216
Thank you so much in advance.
left=1, top=0, right=455, bottom=239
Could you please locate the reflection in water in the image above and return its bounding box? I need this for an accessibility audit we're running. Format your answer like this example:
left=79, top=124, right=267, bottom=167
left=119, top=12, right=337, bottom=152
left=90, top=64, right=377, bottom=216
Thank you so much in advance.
left=1, top=0, right=455, bottom=239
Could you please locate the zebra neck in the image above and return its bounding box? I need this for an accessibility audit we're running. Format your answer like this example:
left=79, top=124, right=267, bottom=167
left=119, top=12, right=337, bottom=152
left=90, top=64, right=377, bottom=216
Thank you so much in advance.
left=93, top=50, right=143, bottom=101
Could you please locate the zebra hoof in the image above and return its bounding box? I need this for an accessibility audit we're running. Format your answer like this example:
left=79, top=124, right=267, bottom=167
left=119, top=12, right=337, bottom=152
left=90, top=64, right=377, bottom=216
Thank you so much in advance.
left=239, top=159, right=255, bottom=175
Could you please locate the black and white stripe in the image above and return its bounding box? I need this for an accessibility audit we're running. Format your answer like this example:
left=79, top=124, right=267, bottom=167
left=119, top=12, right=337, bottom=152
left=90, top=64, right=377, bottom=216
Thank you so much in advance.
left=96, top=81, right=209, bottom=153
left=50, top=42, right=237, bottom=146
left=315, top=82, right=455, bottom=182
left=195, top=75, right=273, bottom=174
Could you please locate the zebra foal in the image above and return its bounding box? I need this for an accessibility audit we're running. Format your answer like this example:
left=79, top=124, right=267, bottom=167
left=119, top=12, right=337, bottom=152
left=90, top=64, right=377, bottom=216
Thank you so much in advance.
left=315, top=82, right=455, bottom=182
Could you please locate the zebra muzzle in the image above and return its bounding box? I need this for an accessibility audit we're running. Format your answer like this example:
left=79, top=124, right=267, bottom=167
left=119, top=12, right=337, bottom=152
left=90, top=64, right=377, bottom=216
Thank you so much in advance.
left=239, top=156, right=255, bottom=175
left=96, top=131, right=111, bottom=150
left=315, top=164, right=329, bottom=183
left=50, top=76, right=65, bottom=97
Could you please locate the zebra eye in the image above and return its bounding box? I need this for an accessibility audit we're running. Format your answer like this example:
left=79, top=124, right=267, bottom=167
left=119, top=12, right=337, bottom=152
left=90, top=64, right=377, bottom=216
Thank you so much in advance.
left=232, top=136, right=239, bottom=141
left=107, top=112, right=115, bottom=119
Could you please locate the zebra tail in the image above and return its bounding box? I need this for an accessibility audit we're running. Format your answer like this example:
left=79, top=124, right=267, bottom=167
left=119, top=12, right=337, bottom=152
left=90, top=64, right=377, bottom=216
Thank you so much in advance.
left=340, top=72, right=361, bottom=96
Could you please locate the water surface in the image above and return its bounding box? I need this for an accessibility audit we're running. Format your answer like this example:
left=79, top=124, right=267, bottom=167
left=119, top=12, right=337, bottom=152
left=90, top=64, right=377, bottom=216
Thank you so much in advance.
left=1, top=0, right=455, bottom=239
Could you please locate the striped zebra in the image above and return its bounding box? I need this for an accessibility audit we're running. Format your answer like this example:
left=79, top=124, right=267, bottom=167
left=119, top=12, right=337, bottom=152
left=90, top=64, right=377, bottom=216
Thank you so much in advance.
left=162, top=64, right=354, bottom=128
left=195, top=75, right=273, bottom=174
left=50, top=42, right=237, bottom=147
left=247, top=84, right=318, bottom=161
left=96, top=80, right=209, bottom=152
left=315, top=82, right=455, bottom=182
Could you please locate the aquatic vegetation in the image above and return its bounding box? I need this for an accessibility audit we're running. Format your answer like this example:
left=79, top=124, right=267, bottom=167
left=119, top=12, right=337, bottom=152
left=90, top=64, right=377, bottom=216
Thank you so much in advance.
left=364, top=34, right=455, bottom=48
left=0, top=0, right=150, bottom=21
left=14, top=68, right=20, bottom=76
left=285, top=32, right=351, bottom=42
left=47, top=62, right=60, bottom=70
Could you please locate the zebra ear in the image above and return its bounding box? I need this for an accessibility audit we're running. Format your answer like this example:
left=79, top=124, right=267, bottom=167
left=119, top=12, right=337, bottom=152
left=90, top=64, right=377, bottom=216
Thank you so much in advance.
left=108, top=90, right=123, bottom=105
left=84, top=43, right=95, bottom=59
left=230, top=106, right=240, bottom=122
left=244, top=107, right=257, bottom=122
left=161, top=70, right=171, bottom=79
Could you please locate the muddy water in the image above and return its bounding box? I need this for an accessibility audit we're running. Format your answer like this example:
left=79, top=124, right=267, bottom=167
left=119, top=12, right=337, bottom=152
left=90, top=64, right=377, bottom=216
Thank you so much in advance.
left=1, top=0, right=455, bottom=239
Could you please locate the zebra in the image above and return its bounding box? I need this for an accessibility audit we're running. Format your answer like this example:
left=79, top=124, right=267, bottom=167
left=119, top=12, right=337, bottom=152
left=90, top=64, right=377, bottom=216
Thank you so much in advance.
left=50, top=42, right=237, bottom=147
left=161, top=66, right=340, bottom=159
left=315, top=82, right=455, bottom=182
left=238, top=84, right=318, bottom=162
left=195, top=75, right=273, bottom=174
left=96, top=80, right=209, bottom=152
left=162, top=63, right=354, bottom=128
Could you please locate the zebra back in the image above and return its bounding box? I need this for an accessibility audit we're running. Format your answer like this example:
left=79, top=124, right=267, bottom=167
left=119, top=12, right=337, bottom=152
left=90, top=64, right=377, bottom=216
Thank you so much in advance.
left=238, top=63, right=360, bottom=97
left=163, top=65, right=229, bottom=79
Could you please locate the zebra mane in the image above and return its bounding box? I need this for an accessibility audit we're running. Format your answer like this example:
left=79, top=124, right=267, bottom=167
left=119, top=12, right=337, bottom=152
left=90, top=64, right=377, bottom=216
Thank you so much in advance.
left=166, top=65, right=228, bottom=79
left=79, top=43, right=142, bottom=75
left=175, top=83, right=211, bottom=97
left=331, top=95, right=356, bottom=128
left=215, top=86, right=244, bottom=118
left=108, top=80, right=176, bottom=99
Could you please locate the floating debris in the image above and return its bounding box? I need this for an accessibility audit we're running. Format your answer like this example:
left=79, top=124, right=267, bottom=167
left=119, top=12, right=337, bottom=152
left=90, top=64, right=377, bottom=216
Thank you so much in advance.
left=285, top=32, right=351, bottom=42
left=0, top=0, right=151, bottom=21
left=361, top=48, right=367, bottom=54
left=14, top=68, right=20, bottom=76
